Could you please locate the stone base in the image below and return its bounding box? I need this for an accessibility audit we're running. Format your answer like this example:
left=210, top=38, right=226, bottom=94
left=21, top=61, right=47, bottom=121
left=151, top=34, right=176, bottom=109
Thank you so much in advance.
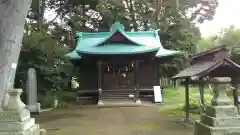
left=194, top=105, right=240, bottom=135
left=0, top=109, right=30, bottom=122
left=40, top=129, right=46, bottom=135
left=0, top=124, right=40, bottom=135
left=27, top=103, right=41, bottom=113
left=201, top=113, right=240, bottom=127
left=194, top=120, right=240, bottom=135
left=211, top=97, right=233, bottom=106
left=98, top=100, right=104, bottom=105
left=204, top=105, right=238, bottom=117
left=136, top=99, right=141, bottom=104
left=0, top=89, right=45, bottom=135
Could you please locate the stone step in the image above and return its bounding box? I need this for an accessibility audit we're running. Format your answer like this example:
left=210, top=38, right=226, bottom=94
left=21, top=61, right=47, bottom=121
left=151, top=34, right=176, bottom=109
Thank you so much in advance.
left=102, top=96, right=134, bottom=100
left=102, top=92, right=136, bottom=95
left=102, top=99, right=134, bottom=103
left=102, top=94, right=153, bottom=100
left=201, top=113, right=240, bottom=127
left=195, top=120, right=240, bottom=135
left=102, top=91, right=136, bottom=100
left=102, top=93, right=135, bottom=96
left=204, top=105, right=238, bottom=117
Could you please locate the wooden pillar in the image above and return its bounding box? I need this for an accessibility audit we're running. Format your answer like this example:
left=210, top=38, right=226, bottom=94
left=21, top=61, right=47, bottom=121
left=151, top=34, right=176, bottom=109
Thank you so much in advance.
left=233, top=84, right=239, bottom=106
left=135, top=60, right=141, bottom=104
left=199, top=78, right=205, bottom=107
left=97, top=61, right=103, bottom=105
left=185, top=78, right=190, bottom=121
left=156, top=62, right=160, bottom=86
left=232, top=78, right=239, bottom=112
left=173, top=80, right=177, bottom=88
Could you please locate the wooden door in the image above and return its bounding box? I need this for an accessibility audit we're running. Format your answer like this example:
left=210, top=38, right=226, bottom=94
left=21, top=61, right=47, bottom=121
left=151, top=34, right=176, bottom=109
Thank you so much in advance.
left=117, top=68, right=134, bottom=89
left=103, top=64, right=134, bottom=89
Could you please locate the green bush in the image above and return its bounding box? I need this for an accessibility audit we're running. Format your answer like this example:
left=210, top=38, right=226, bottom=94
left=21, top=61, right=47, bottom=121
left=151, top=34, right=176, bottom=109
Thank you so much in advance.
left=56, top=101, right=69, bottom=109
left=40, top=90, right=70, bottom=109
left=182, top=93, right=212, bottom=109
left=41, top=91, right=55, bottom=108
left=188, top=93, right=212, bottom=109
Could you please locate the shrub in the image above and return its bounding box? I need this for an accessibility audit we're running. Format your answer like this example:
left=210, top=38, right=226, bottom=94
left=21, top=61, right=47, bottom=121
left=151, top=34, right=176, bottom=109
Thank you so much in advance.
left=40, top=90, right=69, bottom=109
left=41, top=91, right=55, bottom=108
left=188, top=93, right=212, bottom=109
left=57, top=101, right=69, bottom=109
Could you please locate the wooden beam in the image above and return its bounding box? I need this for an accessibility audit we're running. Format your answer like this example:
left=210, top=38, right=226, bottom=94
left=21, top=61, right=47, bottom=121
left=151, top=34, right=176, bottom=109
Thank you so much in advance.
left=233, top=85, right=239, bottom=106
left=156, top=62, right=160, bottom=86
left=184, top=80, right=232, bottom=85
left=135, top=60, right=141, bottom=103
left=232, top=78, right=239, bottom=112
left=97, top=61, right=103, bottom=104
left=185, top=78, right=190, bottom=121
left=199, top=82, right=205, bottom=108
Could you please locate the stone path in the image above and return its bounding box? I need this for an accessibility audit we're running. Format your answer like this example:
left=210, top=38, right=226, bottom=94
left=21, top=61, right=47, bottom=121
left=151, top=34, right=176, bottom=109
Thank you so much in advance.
left=34, top=105, right=194, bottom=135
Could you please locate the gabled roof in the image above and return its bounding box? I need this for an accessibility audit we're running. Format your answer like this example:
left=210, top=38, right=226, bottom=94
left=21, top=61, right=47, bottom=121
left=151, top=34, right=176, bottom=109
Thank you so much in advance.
left=172, top=61, right=217, bottom=79
left=65, top=22, right=180, bottom=59
left=191, top=45, right=227, bottom=59
left=172, top=58, right=240, bottom=80
left=65, top=50, right=81, bottom=59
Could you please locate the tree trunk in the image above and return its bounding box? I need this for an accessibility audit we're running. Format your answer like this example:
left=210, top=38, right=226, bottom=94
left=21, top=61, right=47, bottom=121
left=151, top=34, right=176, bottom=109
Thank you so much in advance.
left=0, top=0, right=32, bottom=108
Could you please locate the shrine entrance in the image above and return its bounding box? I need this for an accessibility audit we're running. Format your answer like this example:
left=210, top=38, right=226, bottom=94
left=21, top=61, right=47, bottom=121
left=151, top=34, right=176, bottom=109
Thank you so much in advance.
left=103, top=62, right=135, bottom=90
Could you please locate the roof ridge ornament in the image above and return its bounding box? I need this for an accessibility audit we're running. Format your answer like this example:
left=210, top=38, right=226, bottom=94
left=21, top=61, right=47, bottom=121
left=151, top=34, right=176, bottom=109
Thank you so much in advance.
left=110, top=22, right=125, bottom=32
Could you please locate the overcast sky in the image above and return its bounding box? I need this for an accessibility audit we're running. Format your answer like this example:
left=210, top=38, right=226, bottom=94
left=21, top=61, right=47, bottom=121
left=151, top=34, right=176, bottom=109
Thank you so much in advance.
left=200, top=0, right=240, bottom=37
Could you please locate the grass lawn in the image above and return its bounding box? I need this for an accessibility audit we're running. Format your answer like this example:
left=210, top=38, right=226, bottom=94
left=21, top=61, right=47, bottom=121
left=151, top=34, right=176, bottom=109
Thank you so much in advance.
left=158, top=86, right=213, bottom=120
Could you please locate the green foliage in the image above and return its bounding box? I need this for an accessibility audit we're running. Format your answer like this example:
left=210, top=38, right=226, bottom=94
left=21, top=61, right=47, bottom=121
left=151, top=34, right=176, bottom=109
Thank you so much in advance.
left=197, top=37, right=215, bottom=53
left=40, top=91, right=55, bottom=108
left=188, top=93, right=212, bottom=109
left=40, top=90, right=69, bottom=108
left=197, top=26, right=240, bottom=65
left=56, top=101, right=69, bottom=109
left=158, top=14, right=201, bottom=76
left=161, top=87, right=212, bottom=118
left=216, top=27, right=240, bottom=64
left=15, top=28, right=73, bottom=92
left=14, top=23, right=74, bottom=105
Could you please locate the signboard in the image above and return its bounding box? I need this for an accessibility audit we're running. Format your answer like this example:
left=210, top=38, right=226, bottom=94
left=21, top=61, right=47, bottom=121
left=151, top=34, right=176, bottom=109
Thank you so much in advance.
left=153, top=86, right=162, bottom=103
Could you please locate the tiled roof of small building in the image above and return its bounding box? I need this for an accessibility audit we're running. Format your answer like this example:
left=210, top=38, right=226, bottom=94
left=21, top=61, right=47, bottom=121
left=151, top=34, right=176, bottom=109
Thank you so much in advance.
left=173, top=58, right=240, bottom=79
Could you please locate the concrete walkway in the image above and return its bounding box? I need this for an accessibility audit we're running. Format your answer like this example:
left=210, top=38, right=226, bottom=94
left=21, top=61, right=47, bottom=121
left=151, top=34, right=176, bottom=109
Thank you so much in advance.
left=35, top=105, right=194, bottom=135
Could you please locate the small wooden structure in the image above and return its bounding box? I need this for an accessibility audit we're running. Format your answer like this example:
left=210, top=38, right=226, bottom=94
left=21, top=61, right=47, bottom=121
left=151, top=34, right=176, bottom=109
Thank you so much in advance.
left=173, top=45, right=240, bottom=121
left=65, top=22, right=180, bottom=104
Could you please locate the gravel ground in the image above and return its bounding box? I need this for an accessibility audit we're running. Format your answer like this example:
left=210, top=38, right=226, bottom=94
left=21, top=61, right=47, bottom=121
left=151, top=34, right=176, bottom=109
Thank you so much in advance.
left=34, top=105, right=194, bottom=135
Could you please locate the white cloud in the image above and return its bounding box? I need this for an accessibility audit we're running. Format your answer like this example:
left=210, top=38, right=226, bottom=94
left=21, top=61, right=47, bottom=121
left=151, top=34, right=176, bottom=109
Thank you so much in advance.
left=200, top=0, right=240, bottom=37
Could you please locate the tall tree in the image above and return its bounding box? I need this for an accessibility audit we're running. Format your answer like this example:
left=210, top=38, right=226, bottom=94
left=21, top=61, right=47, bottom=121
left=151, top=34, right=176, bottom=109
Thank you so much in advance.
left=216, top=26, right=240, bottom=64
left=44, top=0, right=215, bottom=76
left=0, top=0, right=32, bottom=108
left=197, top=37, right=215, bottom=52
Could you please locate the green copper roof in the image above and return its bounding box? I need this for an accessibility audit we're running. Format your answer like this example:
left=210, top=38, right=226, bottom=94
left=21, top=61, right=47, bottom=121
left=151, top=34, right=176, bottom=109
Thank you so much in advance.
left=156, top=49, right=181, bottom=57
left=66, top=22, right=180, bottom=59
left=77, top=44, right=160, bottom=55
left=65, top=50, right=81, bottom=59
